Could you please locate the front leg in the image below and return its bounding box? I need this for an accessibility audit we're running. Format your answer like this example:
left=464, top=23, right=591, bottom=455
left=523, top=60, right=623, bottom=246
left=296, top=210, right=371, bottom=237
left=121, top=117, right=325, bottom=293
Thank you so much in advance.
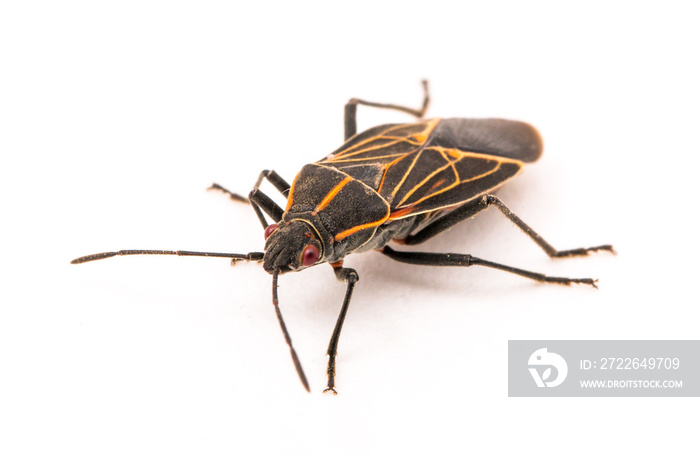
left=324, top=261, right=360, bottom=394
left=209, top=169, right=292, bottom=229
left=209, top=169, right=291, bottom=202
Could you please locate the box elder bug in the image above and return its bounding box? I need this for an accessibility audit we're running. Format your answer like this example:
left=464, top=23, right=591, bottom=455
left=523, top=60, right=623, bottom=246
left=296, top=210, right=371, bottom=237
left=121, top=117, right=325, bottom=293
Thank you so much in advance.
left=72, top=81, right=613, bottom=393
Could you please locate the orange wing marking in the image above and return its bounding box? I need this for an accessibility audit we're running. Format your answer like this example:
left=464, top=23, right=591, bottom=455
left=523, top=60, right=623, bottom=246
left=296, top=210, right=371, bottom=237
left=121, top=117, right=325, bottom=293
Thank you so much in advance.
left=332, top=125, right=406, bottom=157
left=326, top=139, right=404, bottom=160
left=387, top=206, right=416, bottom=219
left=320, top=152, right=407, bottom=164
left=397, top=162, right=502, bottom=211
left=376, top=153, right=413, bottom=195
left=387, top=150, right=526, bottom=221
left=332, top=119, right=439, bottom=158
left=390, top=149, right=423, bottom=199
left=395, top=152, right=460, bottom=207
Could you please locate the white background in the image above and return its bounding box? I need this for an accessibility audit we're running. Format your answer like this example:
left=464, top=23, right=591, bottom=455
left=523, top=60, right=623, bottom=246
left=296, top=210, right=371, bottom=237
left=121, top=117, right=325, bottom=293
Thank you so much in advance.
left=2, top=1, right=698, bottom=453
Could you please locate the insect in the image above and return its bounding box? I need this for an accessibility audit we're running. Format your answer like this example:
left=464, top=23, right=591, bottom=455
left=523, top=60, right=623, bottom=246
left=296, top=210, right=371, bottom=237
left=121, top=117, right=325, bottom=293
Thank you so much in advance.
left=72, top=81, right=613, bottom=393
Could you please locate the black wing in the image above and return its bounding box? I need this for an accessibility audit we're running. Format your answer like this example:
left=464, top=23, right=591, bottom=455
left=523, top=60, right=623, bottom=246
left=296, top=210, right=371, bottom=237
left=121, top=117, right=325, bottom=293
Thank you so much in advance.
left=318, top=118, right=542, bottom=220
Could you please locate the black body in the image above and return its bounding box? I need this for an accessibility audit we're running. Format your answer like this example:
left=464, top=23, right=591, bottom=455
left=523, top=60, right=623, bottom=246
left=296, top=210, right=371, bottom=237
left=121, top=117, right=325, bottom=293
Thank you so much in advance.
left=72, top=82, right=612, bottom=394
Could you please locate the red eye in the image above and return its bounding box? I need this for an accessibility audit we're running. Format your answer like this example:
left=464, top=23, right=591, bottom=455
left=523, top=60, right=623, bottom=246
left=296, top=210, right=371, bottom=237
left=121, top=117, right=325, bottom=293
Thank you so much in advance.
left=264, top=223, right=279, bottom=240
left=301, top=244, right=320, bottom=267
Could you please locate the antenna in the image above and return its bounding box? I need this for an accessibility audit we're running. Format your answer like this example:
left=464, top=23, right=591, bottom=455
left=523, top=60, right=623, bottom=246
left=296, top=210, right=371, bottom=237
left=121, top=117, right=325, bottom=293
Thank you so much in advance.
left=71, top=249, right=264, bottom=264
left=272, top=270, right=310, bottom=392
left=71, top=249, right=310, bottom=392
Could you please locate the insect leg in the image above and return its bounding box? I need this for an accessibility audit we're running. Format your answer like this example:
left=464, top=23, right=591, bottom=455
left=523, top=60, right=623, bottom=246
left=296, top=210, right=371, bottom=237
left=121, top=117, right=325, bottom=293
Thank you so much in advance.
left=209, top=170, right=291, bottom=229
left=208, top=169, right=291, bottom=202
left=248, top=188, right=283, bottom=228
left=323, top=263, right=360, bottom=395
left=207, top=183, right=249, bottom=203
left=344, top=80, right=430, bottom=140
left=404, top=194, right=614, bottom=258
left=380, top=246, right=598, bottom=287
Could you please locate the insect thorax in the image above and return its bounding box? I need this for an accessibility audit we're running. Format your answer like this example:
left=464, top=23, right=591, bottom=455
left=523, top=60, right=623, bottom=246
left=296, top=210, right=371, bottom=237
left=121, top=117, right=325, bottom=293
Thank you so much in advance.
left=284, top=164, right=392, bottom=263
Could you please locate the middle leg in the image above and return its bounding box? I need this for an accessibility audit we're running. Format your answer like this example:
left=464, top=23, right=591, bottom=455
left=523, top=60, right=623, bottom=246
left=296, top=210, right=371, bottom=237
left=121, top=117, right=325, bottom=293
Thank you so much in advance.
left=404, top=194, right=614, bottom=258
